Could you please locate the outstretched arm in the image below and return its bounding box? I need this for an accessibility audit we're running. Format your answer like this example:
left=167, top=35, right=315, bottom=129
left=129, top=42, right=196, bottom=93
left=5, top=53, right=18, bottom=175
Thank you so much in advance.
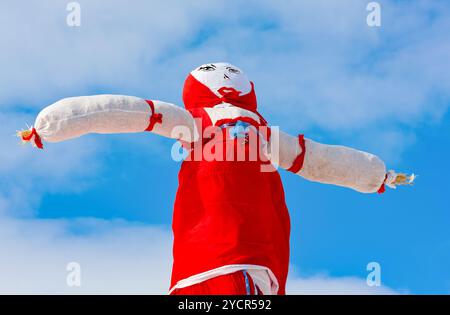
left=270, top=130, right=414, bottom=193
left=18, top=94, right=198, bottom=148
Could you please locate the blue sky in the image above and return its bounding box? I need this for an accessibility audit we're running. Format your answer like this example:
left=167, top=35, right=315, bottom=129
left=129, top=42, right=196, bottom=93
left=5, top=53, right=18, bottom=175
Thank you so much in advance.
left=0, top=0, right=449, bottom=294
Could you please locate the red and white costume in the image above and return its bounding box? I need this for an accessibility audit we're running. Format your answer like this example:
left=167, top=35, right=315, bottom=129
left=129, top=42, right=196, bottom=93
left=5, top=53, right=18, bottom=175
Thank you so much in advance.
left=21, top=62, right=413, bottom=295
left=170, top=63, right=289, bottom=295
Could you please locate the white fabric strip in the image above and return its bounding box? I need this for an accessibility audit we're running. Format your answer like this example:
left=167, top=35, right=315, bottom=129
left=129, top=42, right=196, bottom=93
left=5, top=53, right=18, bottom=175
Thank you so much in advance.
left=168, top=264, right=279, bottom=295
left=204, top=103, right=261, bottom=126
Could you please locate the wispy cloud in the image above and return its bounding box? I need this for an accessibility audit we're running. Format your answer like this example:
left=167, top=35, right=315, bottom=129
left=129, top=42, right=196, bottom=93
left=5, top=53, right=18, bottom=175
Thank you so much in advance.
left=287, top=273, right=400, bottom=295
left=0, top=112, right=103, bottom=217
left=2, top=1, right=449, bottom=162
left=0, top=216, right=172, bottom=294
left=0, top=212, right=400, bottom=294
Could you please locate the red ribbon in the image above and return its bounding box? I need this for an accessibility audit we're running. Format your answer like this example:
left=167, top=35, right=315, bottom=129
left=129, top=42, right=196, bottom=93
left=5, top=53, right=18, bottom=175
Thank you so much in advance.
left=287, top=134, right=306, bottom=174
left=377, top=174, right=388, bottom=194
left=22, top=128, right=43, bottom=149
left=145, top=100, right=163, bottom=132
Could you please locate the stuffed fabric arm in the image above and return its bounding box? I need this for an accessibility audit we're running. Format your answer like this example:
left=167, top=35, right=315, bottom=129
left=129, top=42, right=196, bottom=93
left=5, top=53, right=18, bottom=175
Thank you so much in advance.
left=298, top=137, right=386, bottom=193
left=18, top=95, right=198, bottom=147
left=272, top=131, right=413, bottom=193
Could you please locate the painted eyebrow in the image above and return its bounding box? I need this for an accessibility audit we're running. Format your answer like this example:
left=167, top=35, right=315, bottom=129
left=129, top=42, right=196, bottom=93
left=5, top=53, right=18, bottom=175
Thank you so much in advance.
left=198, top=64, right=216, bottom=70
left=198, top=65, right=216, bottom=71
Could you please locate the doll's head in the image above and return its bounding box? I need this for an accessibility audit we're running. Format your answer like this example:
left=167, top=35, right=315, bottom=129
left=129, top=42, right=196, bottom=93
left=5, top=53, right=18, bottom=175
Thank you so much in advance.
left=183, top=62, right=257, bottom=112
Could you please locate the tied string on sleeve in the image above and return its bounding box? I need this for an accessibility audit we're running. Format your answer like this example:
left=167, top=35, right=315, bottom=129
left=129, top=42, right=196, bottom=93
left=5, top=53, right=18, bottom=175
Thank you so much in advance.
left=287, top=134, right=306, bottom=174
left=377, top=174, right=387, bottom=194
left=145, top=100, right=163, bottom=132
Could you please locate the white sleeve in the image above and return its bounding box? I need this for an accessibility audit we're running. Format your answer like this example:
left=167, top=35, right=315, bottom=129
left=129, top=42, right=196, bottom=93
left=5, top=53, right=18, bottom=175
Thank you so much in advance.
left=27, top=95, right=197, bottom=144
left=272, top=131, right=387, bottom=194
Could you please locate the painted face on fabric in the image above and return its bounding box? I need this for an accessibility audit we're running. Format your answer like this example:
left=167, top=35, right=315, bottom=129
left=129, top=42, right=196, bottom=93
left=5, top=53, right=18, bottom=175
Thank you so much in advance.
left=190, top=62, right=252, bottom=97
left=183, top=62, right=258, bottom=111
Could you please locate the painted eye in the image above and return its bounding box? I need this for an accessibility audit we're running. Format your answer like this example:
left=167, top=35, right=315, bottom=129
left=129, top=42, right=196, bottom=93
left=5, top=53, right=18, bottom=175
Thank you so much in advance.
left=227, top=67, right=240, bottom=74
left=199, top=65, right=216, bottom=72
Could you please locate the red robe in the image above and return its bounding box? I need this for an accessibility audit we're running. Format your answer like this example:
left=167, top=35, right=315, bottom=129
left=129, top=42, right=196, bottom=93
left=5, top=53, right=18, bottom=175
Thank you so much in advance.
left=170, top=73, right=291, bottom=294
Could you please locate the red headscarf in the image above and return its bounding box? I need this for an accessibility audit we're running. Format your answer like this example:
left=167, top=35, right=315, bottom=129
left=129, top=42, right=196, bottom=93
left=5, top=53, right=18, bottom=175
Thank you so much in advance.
left=182, top=63, right=258, bottom=112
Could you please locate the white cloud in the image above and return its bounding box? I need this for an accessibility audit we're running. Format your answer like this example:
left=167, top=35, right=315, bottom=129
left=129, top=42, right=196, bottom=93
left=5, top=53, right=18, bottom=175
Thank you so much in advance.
left=0, top=0, right=226, bottom=107
left=250, top=0, right=450, bottom=130
left=0, top=212, right=401, bottom=295
left=287, top=274, right=400, bottom=295
left=2, top=0, right=449, bottom=125
left=0, top=111, right=103, bottom=217
left=0, top=215, right=172, bottom=294
left=2, top=0, right=448, bottom=162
